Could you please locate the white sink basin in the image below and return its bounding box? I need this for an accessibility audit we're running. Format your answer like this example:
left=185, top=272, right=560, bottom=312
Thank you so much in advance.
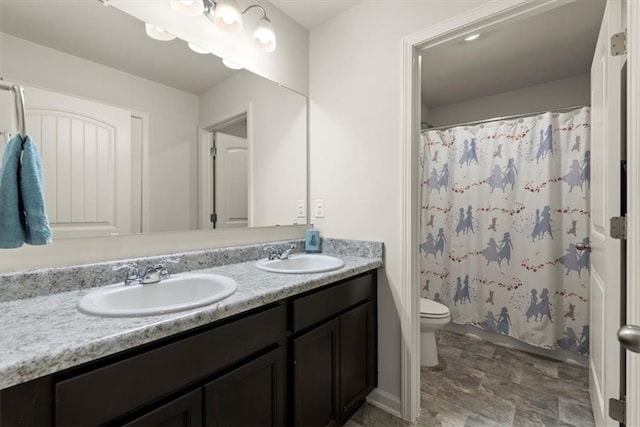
left=77, top=273, right=238, bottom=318
left=256, top=254, right=345, bottom=274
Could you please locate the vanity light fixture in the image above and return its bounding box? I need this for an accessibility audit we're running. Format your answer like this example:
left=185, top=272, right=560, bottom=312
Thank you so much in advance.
left=145, top=23, right=176, bottom=41
left=212, top=0, right=243, bottom=32
left=170, top=0, right=205, bottom=16
left=198, top=0, right=277, bottom=52
left=187, top=42, right=210, bottom=54
left=222, top=58, right=243, bottom=70
left=464, top=33, right=481, bottom=42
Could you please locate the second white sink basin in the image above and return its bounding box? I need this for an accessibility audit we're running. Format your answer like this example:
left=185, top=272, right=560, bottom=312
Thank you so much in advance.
left=256, top=254, right=345, bottom=274
left=77, top=273, right=238, bottom=318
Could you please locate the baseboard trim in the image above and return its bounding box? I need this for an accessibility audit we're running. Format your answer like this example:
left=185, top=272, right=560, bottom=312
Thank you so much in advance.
left=366, top=388, right=402, bottom=418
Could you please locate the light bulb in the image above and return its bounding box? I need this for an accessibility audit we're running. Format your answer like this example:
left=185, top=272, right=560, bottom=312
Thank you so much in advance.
left=222, top=58, right=243, bottom=70
left=187, top=42, right=209, bottom=54
left=145, top=23, right=176, bottom=41
left=252, top=17, right=276, bottom=52
left=214, top=0, right=242, bottom=33
left=170, top=0, right=204, bottom=16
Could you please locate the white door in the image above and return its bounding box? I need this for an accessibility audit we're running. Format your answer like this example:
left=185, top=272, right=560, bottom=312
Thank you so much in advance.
left=214, top=132, right=248, bottom=228
left=0, top=85, right=132, bottom=237
left=589, top=1, right=624, bottom=425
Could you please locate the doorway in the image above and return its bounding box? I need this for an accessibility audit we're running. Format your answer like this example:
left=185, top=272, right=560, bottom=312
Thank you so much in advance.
left=400, top=0, right=639, bottom=424
left=199, top=113, right=249, bottom=229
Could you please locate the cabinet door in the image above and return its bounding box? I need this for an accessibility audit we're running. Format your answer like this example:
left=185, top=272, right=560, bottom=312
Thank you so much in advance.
left=204, top=346, right=286, bottom=427
left=293, top=319, right=339, bottom=427
left=339, top=302, right=375, bottom=421
left=122, top=389, right=202, bottom=427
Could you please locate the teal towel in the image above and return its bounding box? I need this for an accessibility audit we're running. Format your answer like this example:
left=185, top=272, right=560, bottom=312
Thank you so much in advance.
left=0, top=134, right=26, bottom=248
left=21, top=136, right=52, bottom=245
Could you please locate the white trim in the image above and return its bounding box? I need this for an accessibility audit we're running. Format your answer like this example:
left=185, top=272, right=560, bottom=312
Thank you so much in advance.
left=400, top=0, right=580, bottom=421
left=625, top=1, right=640, bottom=425
left=130, top=109, right=150, bottom=233
left=198, top=128, right=213, bottom=230
left=400, top=35, right=421, bottom=422
left=366, top=388, right=402, bottom=417
left=246, top=104, right=255, bottom=228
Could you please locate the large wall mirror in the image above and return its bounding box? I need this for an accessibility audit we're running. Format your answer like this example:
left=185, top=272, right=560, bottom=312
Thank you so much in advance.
left=0, top=0, right=307, bottom=238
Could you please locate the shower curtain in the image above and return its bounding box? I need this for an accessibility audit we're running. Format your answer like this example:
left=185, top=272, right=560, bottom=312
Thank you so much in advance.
left=419, top=107, right=590, bottom=355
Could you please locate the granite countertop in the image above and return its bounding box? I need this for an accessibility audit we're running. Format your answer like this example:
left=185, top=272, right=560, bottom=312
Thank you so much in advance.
left=0, top=254, right=381, bottom=390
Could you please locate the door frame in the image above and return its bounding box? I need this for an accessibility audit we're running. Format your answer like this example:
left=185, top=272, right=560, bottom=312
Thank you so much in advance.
left=625, top=2, right=640, bottom=424
left=400, top=0, right=638, bottom=422
left=130, top=109, right=150, bottom=234
left=198, top=104, right=253, bottom=229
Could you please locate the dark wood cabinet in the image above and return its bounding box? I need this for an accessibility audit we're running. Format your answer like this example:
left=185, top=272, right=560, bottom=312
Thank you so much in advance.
left=339, top=302, right=375, bottom=421
left=291, top=272, right=377, bottom=427
left=293, top=319, right=340, bottom=427
left=0, top=270, right=377, bottom=427
left=204, top=346, right=286, bottom=427
left=122, top=389, right=202, bottom=427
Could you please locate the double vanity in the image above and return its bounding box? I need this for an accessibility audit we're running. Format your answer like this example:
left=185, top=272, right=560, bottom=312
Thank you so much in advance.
left=0, top=239, right=382, bottom=426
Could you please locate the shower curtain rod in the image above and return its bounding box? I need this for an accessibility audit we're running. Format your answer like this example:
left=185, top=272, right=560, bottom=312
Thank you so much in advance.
left=423, top=104, right=589, bottom=132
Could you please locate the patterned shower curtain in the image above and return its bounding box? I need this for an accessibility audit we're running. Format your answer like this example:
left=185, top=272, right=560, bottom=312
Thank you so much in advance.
left=419, top=107, right=590, bottom=355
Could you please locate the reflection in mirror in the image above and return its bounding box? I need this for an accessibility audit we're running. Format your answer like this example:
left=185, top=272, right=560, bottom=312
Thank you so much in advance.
left=0, top=0, right=307, bottom=238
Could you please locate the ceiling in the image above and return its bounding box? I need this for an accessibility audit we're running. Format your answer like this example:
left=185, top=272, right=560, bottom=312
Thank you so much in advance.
left=2, top=0, right=604, bottom=103
left=421, top=0, right=606, bottom=108
left=269, top=0, right=361, bottom=29
left=0, top=0, right=361, bottom=94
left=0, top=0, right=236, bottom=95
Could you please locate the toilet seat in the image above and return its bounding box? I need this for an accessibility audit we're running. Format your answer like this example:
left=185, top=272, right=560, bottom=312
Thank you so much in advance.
left=420, top=298, right=450, bottom=319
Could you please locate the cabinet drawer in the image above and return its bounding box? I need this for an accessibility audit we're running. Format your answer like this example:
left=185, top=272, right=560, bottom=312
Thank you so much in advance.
left=292, top=272, right=374, bottom=333
left=55, top=304, right=286, bottom=426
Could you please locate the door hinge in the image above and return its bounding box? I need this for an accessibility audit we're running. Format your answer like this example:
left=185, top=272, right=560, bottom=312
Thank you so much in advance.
left=610, top=216, right=627, bottom=239
left=611, top=30, right=627, bottom=56
left=210, top=213, right=217, bottom=224
left=609, top=397, right=625, bottom=424
left=210, top=145, right=216, bottom=157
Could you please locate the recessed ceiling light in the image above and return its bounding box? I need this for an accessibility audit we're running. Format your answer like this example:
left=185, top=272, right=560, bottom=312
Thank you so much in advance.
left=187, top=42, right=209, bottom=54
left=464, top=34, right=480, bottom=42
left=222, top=59, right=244, bottom=70
left=145, top=24, right=176, bottom=41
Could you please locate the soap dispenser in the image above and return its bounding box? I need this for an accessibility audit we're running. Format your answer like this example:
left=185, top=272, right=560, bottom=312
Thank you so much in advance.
left=305, top=223, right=320, bottom=253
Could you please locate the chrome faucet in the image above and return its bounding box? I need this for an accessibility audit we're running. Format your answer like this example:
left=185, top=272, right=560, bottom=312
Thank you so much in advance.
left=140, top=264, right=165, bottom=284
left=112, top=264, right=140, bottom=286
left=113, top=259, right=179, bottom=285
left=279, top=244, right=296, bottom=259
left=264, top=244, right=296, bottom=260
left=140, top=259, right=179, bottom=284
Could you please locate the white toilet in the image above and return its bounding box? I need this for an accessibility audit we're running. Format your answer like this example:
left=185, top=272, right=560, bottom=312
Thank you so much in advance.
left=420, top=298, right=451, bottom=367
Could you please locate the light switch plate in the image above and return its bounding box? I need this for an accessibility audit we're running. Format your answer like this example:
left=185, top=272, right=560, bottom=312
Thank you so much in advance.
left=315, top=199, right=325, bottom=218
left=296, top=200, right=305, bottom=218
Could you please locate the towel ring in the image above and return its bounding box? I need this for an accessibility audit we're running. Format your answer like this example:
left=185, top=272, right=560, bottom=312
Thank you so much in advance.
left=0, top=81, right=26, bottom=138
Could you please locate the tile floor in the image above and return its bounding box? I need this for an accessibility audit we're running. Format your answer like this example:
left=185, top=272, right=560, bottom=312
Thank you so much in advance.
left=347, top=330, right=594, bottom=427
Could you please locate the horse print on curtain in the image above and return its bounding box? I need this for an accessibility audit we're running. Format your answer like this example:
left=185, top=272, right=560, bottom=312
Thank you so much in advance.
left=420, top=107, right=590, bottom=355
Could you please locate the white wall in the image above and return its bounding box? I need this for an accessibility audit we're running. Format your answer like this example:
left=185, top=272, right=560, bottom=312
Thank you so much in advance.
left=309, top=0, right=490, bottom=408
left=1, top=33, right=200, bottom=233
left=113, top=0, right=309, bottom=95
left=199, top=71, right=306, bottom=227
left=428, top=73, right=590, bottom=127
left=421, top=101, right=431, bottom=127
